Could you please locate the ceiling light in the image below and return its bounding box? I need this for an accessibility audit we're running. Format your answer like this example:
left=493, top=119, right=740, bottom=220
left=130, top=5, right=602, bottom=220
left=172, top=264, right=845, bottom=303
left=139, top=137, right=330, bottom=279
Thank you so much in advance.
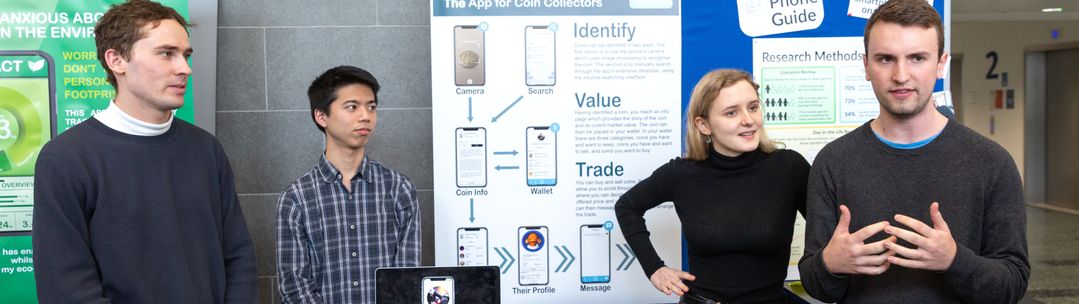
left=1042, top=8, right=1063, bottom=13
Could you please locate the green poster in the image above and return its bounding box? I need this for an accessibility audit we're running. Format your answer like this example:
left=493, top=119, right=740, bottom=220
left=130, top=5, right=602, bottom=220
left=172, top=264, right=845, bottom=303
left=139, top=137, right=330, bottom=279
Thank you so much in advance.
left=1, top=1, right=190, bottom=302
left=0, top=235, right=35, bottom=303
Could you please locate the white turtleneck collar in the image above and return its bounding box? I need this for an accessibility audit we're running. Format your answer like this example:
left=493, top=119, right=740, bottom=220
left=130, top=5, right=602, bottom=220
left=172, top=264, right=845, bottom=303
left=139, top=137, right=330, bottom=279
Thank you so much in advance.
left=93, top=100, right=174, bottom=136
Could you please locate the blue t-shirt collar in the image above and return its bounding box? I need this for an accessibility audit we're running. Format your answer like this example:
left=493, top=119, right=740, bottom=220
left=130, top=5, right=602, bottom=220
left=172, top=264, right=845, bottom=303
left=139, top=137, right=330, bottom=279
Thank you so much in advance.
left=873, top=129, right=943, bottom=149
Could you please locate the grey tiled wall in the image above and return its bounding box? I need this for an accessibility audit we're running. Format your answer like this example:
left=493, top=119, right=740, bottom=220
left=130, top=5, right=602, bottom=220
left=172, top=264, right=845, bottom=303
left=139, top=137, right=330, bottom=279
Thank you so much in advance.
left=216, top=1, right=433, bottom=303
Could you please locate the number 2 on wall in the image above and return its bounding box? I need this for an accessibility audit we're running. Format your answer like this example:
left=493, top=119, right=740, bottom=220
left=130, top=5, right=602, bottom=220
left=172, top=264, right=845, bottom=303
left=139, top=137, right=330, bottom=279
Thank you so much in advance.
left=985, top=51, right=999, bottom=79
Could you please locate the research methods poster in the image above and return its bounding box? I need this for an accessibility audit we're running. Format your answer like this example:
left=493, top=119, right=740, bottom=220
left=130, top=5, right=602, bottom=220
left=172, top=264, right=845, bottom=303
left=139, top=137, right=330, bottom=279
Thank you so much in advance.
left=0, top=1, right=191, bottom=301
left=432, top=1, right=682, bottom=302
left=753, top=37, right=876, bottom=162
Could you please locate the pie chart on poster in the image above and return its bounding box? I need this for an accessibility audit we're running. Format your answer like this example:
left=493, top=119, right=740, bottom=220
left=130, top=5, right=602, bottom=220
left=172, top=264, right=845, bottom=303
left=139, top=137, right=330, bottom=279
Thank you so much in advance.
left=0, top=86, right=45, bottom=174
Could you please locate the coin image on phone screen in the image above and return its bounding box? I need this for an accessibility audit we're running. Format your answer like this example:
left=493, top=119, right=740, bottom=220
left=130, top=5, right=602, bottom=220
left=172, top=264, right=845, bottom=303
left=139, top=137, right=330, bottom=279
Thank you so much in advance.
left=422, top=276, right=454, bottom=304
left=454, top=25, right=484, bottom=86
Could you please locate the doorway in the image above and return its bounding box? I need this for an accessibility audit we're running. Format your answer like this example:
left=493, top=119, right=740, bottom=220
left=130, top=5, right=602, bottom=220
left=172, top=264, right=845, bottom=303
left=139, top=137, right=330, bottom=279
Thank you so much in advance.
left=1045, top=48, right=1079, bottom=211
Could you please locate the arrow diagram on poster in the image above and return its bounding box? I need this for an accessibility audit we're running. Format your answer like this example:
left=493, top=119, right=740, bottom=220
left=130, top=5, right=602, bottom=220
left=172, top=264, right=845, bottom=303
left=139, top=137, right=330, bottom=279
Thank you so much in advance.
left=616, top=244, right=637, bottom=271
left=495, top=247, right=515, bottom=274
left=493, top=150, right=518, bottom=156
left=468, top=198, right=475, bottom=223
left=491, top=96, right=524, bottom=123
left=495, top=165, right=519, bottom=171
left=467, top=96, right=474, bottom=122
left=554, top=245, right=575, bottom=272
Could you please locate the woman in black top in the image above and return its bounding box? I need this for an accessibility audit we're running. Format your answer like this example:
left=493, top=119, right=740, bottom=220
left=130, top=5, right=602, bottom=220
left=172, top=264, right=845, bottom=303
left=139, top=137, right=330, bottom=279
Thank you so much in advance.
left=615, top=69, right=810, bottom=303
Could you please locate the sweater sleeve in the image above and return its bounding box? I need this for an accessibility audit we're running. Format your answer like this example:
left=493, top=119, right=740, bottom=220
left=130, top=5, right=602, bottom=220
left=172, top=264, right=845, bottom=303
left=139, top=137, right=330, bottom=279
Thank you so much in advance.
left=788, top=151, right=811, bottom=217
left=393, top=177, right=421, bottom=267
left=797, top=152, right=849, bottom=302
left=941, top=153, right=1030, bottom=303
left=614, top=160, right=678, bottom=279
left=31, top=148, right=112, bottom=304
left=277, top=191, right=323, bottom=304
left=216, top=147, right=259, bottom=303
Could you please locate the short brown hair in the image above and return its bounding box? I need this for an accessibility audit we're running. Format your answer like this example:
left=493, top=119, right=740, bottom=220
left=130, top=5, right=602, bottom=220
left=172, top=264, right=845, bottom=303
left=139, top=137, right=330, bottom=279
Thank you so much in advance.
left=864, top=0, right=944, bottom=58
left=95, top=0, right=191, bottom=88
left=684, top=69, right=778, bottom=161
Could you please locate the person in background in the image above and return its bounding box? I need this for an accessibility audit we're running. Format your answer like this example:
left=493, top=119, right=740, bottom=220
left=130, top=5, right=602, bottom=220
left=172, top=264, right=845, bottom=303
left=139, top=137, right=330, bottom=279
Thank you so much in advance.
left=277, top=65, right=421, bottom=303
left=616, top=69, right=810, bottom=303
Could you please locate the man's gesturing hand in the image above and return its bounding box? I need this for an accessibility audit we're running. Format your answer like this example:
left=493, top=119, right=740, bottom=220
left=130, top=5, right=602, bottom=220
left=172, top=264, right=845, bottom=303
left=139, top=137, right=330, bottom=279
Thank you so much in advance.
left=822, top=205, right=896, bottom=275
left=884, top=202, right=957, bottom=271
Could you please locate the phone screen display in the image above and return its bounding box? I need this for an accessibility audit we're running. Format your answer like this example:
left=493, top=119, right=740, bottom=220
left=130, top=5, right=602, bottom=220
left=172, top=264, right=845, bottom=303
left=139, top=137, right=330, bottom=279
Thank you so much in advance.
left=525, top=126, right=556, bottom=186
left=454, top=25, right=485, bottom=86
left=580, top=225, right=611, bottom=283
left=457, top=227, right=488, bottom=266
left=518, top=226, right=549, bottom=285
left=422, top=276, right=454, bottom=304
left=455, top=127, right=486, bottom=188
left=524, top=26, right=555, bottom=86
left=0, top=51, right=54, bottom=233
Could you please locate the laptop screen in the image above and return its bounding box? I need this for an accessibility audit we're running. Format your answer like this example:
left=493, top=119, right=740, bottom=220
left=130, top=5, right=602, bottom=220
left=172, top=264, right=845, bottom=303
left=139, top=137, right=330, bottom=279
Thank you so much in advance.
left=376, top=266, right=500, bottom=304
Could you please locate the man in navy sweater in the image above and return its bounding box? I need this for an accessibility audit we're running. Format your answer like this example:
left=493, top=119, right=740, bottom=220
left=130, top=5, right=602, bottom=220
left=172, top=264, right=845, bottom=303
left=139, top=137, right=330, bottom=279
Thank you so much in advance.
left=798, top=0, right=1029, bottom=303
left=32, top=1, right=257, bottom=303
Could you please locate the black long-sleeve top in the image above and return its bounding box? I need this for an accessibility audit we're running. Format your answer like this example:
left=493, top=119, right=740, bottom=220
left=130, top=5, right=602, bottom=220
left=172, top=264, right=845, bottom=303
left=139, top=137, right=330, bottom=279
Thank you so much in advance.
left=615, top=148, right=810, bottom=303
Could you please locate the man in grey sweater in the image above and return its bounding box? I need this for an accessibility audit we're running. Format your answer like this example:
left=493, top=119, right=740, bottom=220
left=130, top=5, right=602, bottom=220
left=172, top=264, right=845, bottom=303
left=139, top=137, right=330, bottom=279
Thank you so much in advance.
left=798, top=0, right=1029, bottom=303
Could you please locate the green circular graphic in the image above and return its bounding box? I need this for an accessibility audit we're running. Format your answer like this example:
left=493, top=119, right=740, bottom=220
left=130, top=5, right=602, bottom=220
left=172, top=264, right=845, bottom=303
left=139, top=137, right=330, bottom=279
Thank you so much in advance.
left=0, top=86, right=44, bottom=173
left=0, top=108, right=20, bottom=150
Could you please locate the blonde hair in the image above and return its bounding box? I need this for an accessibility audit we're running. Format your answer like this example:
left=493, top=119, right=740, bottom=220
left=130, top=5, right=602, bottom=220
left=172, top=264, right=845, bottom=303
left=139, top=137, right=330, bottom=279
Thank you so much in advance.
left=684, top=69, right=778, bottom=161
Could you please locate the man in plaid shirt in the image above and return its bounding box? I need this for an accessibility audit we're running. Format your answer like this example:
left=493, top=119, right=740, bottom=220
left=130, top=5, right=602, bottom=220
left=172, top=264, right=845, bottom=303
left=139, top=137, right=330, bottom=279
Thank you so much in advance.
left=277, top=66, right=421, bottom=303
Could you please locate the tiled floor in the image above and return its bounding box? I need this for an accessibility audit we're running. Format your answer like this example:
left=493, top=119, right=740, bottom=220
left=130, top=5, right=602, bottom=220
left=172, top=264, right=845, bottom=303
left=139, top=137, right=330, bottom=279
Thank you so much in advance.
left=1026, top=206, right=1079, bottom=304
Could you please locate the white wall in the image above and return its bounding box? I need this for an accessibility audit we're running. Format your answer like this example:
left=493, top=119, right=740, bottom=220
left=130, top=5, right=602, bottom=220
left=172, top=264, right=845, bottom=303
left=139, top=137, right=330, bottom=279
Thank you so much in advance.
left=951, top=21, right=1079, bottom=179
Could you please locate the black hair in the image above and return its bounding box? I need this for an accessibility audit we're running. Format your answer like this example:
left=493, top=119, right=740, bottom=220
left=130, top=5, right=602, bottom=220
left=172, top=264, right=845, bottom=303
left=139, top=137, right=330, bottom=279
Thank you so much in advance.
left=307, top=65, right=381, bottom=132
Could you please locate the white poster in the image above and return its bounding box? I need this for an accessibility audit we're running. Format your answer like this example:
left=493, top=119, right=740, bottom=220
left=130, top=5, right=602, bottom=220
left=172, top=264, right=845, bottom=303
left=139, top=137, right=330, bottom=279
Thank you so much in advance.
left=432, top=1, right=683, bottom=302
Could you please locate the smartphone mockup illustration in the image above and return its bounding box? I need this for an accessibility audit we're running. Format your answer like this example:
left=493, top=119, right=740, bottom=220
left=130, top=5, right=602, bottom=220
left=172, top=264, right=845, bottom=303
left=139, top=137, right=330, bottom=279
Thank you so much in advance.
left=580, top=224, right=611, bottom=283
left=457, top=227, right=489, bottom=266
left=524, top=25, right=556, bottom=86
left=518, top=226, right=549, bottom=286
left=422, top=276, right=454, bottom=304
left=525, top=126, right=556, bottom=186
left=0, top=51, right=55, bottom=233
left=454, top=25, right=485, bottom=86
left=455, top=127, right=487, bottom=188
